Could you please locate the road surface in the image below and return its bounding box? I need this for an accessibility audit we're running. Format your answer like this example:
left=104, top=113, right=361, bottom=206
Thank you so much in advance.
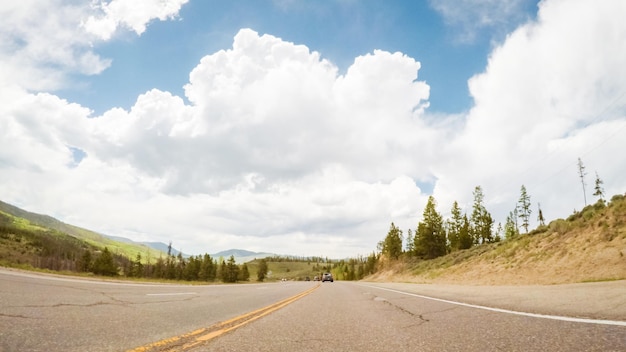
left=1, top=268, right=624, bottom=351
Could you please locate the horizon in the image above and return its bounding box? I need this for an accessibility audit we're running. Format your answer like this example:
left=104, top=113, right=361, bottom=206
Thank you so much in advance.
left=1, top=0, right=625, bottom=258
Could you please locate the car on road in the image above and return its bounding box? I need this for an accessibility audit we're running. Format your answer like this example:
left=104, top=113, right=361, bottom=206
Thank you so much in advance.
left=322, top=273, right=334, bottom=282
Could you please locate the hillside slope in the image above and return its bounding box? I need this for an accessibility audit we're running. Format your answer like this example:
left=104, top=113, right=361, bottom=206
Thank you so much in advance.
left=369, top=195, right=626, bottom=285
left=0, top=200, right=165, bottom=261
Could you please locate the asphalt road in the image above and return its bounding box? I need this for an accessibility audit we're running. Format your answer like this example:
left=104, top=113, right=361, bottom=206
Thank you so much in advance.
left=0, top=269, right=311, bottom=352
left=1, top=268, right=625, bottom=351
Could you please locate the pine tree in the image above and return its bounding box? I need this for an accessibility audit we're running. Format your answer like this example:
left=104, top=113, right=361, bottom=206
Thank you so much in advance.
left=537, top=203, right=546, bottom=227
left=470, top=186, right=494, bottom=243
left=239, top=263, right=250, bottom=281
left=494, top=223, right=503, bottom=242
left=414, top=196, right=447, bottom=259
left=199, top=254, right=215, bottom=281
left=218, top=259, right=227, bottom=282
left=593, top=172, right=605, bottom=202
left=77, top=250, right=92, bottom=272
left=381, top=222, right=403, bottom=260
left=517, top=185, right=532, bottom=234
left=404, top=229, right=414, bottom=254
left=92, top=247, right=118, bottom=276
left=504, top=211, right=518, bottom=239
left=458, top=214, right=473, bottom=250
left=447, top=201, right=464, bottom=251
left=257, top=259, right=268, bottom=282
left=132, top=252, right=144, bottom=278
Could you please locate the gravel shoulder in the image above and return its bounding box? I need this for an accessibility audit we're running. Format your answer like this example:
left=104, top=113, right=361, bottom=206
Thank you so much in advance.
left=360, top=280, right=626, bottom=321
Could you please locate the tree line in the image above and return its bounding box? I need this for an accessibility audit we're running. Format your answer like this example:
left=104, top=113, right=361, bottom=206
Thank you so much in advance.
left=379, top=158, right=608, bottom=262
left=78, top=247, right=258, bottom=283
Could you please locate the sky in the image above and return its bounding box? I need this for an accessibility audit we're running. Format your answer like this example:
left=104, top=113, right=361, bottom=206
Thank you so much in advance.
left=1, top=0, right=625, bottom=259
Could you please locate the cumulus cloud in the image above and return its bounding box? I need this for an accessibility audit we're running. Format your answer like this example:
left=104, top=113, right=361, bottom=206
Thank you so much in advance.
left=1, top=0, right=625, bottom=257
left=0, top=27, right=432, bottom=257
left=83, top=0, right=189, bottom=40
left=0, top=0, right=187, bottom=91
left=435, top=0, right=626, bottom=223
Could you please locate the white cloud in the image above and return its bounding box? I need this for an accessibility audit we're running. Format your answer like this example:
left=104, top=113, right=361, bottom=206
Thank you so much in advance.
left=0, top=0, right=188, bottom=92
left=1, top=0, right=625, bottom=258
left=0, top=27, right=433, bottom=257
left=83, top=0, right=189, bottom=40
left=434, top=0, right=626, bottom=224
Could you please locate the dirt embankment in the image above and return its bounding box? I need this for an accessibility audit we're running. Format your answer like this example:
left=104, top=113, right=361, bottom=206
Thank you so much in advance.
left=369, top=203, right=626, bottom=286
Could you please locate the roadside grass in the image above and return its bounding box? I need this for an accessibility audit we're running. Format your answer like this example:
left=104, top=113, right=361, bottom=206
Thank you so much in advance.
left=372, top=196, right=626, bottom=285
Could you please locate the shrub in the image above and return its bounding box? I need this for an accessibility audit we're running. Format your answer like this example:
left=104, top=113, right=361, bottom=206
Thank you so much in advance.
left=528, top=225, right=548, bottom=236
left=610, top=194, right=624, bottom=203
left=549, top=219, right=569, bottom=234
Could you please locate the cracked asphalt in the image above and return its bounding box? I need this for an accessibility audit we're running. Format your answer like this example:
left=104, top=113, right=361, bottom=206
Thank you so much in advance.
left=0, top=268, right=314, bottom=352
left=198, top=281, right=626, bottom=352
left=1, top=268, right=625, bottom=351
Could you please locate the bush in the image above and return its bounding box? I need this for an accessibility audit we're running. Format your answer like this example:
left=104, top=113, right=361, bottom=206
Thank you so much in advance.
left=528, top=225, right=548, bottom=236
left=610, top=194, right=624, bottom=203
left=549, top=219, right=569, bottom=234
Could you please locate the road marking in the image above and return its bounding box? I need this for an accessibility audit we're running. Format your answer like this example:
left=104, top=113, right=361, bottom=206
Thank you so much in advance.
left=127, top=284, right=320, bottom=352
left=146, top=292, right=197, bottom=296
left=361, top=284, right=626, bottom=327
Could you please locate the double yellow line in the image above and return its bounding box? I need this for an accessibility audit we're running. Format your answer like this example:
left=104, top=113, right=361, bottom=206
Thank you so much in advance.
left=128, top=284, right=320, bottom=352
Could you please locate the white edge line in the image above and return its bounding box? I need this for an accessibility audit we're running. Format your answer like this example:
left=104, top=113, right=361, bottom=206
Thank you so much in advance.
left=360, top=284, right=626, bottom=327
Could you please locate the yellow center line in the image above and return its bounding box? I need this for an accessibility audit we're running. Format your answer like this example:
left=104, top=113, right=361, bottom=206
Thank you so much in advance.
left=127, top=284, right=320, bottom=352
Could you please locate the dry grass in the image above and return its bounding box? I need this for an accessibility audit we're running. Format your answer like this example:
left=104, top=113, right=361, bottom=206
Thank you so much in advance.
left=368, top=197, right=626, bottom=286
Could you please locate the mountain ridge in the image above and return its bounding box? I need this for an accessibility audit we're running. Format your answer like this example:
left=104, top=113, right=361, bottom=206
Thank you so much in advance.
left=0, top=199, right=276, bottom=263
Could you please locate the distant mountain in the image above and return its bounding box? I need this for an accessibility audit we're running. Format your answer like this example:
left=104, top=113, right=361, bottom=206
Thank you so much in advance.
left=213, top=249, right=258, bottom=257
left=212, top=249, right=276, bottom=263
left=102, top=235, right=183, bottom=256
left=0, top=200, right=270, bottom=263
left=140, top=241, right=183, bottom=257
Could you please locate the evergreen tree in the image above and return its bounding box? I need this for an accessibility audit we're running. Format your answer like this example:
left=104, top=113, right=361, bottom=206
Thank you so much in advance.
left=494, top=223, right=502, bottom=242
left=175, top=252, right=185, bottom=280
left=218, top=259, right=227, bottom=282
left=165, top=256, right=176, bottom=279
left=517, top=185, right=532, bottom=234
left=365, top=252, right=377, bottom=275
left=593, top=172, right=605, bottom=202
left=198, top=254, right=215, bottom=281
left=447, top=201, right=464, bottom=251
left=133, top=252, right=144, bottom=278
left=381, top=222, right=403, bottom=260
left=470, top=186, right=494, bottom=243
left=239, top=263, right=250, bottom=281
left=257, top=259, right=268, bottom=282
left=537, top=203, right=546, bottom=227
left=458, top=214, right=473, bottom=250
left=222, top=255, right=239, bottom=283
left=404, top=229, right=414, bottom=254
left=77, top=250, right=92, bottom=272
left=504, top=211, right=519, bottom=239
left=414, top=196, right=447, bottom=259
left=92, top=247, right=118, bottom=276
left=154, top=256, right=165, bottom=278
left=183, top=255, right=200, bottom=281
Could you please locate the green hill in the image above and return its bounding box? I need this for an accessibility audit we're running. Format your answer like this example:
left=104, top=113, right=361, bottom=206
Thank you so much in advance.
left=0, top=200, right=166, bottom=269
